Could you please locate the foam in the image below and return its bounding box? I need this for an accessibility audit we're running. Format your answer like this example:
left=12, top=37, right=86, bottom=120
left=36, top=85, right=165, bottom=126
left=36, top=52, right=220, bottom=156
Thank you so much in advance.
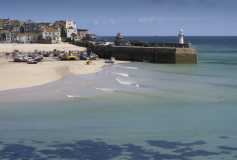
left=95, top=88, right=116, bottom=92
left=113, top=72, right=129, bottom=77
left=135, top=84, right=140, bottom=88
left=117, top=66, right=138, bottom=70
left=66, top=94, right=81, bottom=98
left=116, top=78, right=134, bottom=85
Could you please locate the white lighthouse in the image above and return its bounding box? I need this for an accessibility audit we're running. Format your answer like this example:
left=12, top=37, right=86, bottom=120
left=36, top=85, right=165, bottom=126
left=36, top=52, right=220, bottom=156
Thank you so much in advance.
left=178, top=28, right=184, bottom=44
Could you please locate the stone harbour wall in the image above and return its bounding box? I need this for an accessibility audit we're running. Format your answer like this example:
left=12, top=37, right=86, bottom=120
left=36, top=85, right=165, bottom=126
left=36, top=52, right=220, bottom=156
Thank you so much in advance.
left=93, top=46, right=197, bottom=64
left=73, top=41, right=197, bottom=64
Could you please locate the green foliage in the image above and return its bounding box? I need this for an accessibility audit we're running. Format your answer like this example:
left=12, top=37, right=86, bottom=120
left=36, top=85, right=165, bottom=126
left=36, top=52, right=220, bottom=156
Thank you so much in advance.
left=60, top=27, right=67, bottom=38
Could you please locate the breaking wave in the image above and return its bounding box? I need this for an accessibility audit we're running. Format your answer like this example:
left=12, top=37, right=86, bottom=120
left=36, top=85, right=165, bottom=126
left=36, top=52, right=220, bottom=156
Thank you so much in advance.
left=116, top=78, right=133, bottom=85
left=66, top=95, right=81, bottom=98
left=117, top=66, right=138, bottom=70
left=116, top=78, right=140, bottom=88
left=113, top=72, right=129, bottom=77
left=135, top=84, right=140, bottom=88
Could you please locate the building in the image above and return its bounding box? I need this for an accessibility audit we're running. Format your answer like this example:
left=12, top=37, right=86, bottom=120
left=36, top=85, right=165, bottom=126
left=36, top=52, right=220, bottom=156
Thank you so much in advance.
left=26, top=20, right=37, bottom=32
left=77, top=29, right=88, bottom=40
left=6, top=31, right=17, bottom=43
left=66, top=20, right=77, bottom=39
left=0, top=19, right=10, bottom=30
left=0, top=19, right=21, bottom=42
left=16, top=32, right=40, bottom=43
left=53, top=20, right=67, bottom=39
left=37, top=22, right=51, bottom=29
left=53, top=20, right=66, bottom=29
left=85, top=33, right=96, bottom=41
left=42, top=26, right=61, bottom=44
left=114, top=33, right=130, bottom=46
left=0, top=31, right=41, bottom=43
left=0, top=30, right=9, bottom=42
left=0, top=18, right=90, bottom=44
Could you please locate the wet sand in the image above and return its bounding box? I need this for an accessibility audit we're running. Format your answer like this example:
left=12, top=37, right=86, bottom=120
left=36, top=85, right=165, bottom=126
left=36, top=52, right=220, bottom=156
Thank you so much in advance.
left=0, top=62, right=134, bottom=103
left=0, top=58, right=110, bottom=91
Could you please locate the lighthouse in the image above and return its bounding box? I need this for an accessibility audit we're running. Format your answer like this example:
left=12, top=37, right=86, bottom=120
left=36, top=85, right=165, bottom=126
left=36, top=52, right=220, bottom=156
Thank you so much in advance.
left=178, top=29, right=184, bottom=44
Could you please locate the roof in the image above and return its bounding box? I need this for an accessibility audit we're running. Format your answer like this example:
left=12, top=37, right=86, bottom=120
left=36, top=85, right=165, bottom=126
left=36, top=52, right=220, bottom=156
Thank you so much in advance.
left=16, top=32, right=40, bottom=36
left=54, top=20, right=66, bottom=26
left=0, top=29, right=10, bottom=33
left=43, top=27, right=58, bottom=32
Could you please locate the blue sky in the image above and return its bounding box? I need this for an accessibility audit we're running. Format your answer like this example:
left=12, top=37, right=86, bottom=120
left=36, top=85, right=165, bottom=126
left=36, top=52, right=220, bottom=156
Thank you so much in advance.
left=0, top=0, right=236, bottom=36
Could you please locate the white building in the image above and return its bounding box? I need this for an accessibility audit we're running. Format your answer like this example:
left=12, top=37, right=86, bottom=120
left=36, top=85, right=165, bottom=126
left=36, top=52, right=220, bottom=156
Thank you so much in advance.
left=16, top=33, right=40, bottom=43
left=42, top=27, right=61, bottom=44
left=66, top=20, right=77, bottom=39
left=5, top=32, right=16, bottom=43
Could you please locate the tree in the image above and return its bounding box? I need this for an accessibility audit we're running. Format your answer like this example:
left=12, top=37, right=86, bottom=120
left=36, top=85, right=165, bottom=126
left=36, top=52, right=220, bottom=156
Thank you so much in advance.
left=71, top=33, right=77, bottom=42
left=60, top=27, right=67, bottom=41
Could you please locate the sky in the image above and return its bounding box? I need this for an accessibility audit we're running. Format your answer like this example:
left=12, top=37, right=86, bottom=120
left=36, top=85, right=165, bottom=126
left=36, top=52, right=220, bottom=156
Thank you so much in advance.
left=0, top=0, right=236, bottom=36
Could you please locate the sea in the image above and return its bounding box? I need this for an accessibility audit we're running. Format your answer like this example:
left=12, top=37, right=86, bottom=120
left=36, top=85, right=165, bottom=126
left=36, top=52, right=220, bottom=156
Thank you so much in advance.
left=0, top=36, right=237, bottom=160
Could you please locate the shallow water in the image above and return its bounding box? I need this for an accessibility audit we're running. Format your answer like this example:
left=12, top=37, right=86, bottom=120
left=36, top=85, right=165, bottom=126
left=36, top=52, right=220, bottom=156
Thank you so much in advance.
left=0, top=36, right=237, bottom=160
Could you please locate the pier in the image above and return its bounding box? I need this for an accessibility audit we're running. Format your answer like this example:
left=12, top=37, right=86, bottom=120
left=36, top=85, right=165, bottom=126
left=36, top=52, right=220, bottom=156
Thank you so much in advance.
left=74, top=30, right=197, bottom=64
left=74, top=41, right=197, bottom=64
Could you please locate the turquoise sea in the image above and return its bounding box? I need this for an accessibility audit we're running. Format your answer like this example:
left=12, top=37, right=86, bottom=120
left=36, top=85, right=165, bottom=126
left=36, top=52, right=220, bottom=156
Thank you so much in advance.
left=0, top=36, right=237, bottom=160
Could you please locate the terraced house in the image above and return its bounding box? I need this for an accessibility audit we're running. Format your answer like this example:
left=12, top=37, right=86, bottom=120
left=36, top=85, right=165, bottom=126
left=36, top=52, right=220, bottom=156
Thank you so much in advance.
left=41, top=26, right=61, bottom=44
left=0, top=19, right=89, bottom=44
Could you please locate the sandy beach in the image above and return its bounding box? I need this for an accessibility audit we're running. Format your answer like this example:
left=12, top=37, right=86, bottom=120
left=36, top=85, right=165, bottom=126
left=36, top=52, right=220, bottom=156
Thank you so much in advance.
left=0, top=43, right=124, bottom=91
left=0, top=57, right=108, bottom=91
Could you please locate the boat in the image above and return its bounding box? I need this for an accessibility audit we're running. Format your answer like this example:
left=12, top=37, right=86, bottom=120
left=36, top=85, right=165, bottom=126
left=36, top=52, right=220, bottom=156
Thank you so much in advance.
left=60, top=51, right=80, bottom=61
left=80, top=52, right=89, bottom=60
left=13, top=52, right=43, bottom=63
left=80, top=52, right=98, bottom=60
left=13, top=54, right=27, bottom=62
left=27, top=58, right=38, bottom=64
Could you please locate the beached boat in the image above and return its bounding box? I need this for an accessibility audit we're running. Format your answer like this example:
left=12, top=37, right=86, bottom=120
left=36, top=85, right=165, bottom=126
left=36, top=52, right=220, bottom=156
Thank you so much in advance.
left=13, top=52, right=43, bottom=63
left=13, top=54, right=28, bottom=62
left=60, top=51, right=80, bottom=61
left=27, top=59, right=38, bottom=64
left=80, top=52, right=98, bottom=60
